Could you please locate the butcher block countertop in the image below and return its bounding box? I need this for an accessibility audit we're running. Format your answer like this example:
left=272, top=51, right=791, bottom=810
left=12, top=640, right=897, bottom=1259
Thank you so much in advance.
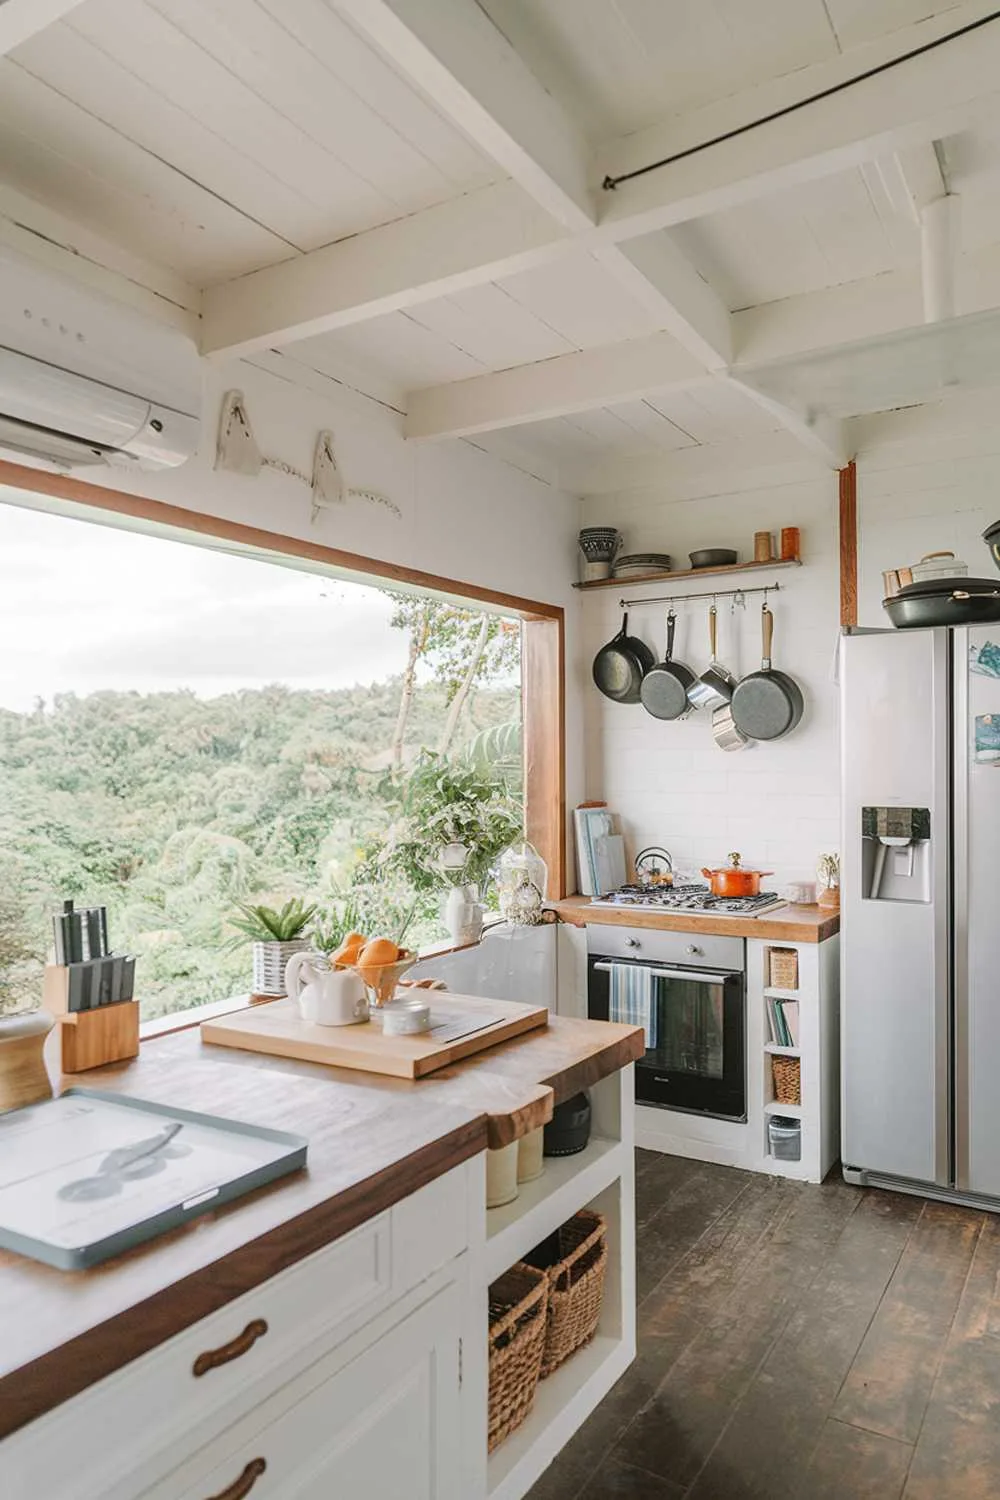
left=0, top=1005, right=643, bottom=1440
left=552, top=896, right=840, bottom=943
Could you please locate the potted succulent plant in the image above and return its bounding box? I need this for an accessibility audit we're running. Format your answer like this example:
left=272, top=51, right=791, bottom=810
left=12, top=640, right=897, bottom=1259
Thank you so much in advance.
left=229, top=898, right=318, bottom=999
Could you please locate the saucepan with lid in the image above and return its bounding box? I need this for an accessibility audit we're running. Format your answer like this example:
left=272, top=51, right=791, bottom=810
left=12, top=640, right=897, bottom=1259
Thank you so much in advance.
left=701, top=852, right=773, bottom=898
left=883, top=576, right=1000, bottom=629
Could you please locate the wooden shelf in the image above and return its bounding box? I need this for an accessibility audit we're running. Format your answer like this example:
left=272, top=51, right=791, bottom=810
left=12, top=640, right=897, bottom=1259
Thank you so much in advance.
left=573, top=558, right=803, bottom=592
left=764, top=986, right=800, bottom=1001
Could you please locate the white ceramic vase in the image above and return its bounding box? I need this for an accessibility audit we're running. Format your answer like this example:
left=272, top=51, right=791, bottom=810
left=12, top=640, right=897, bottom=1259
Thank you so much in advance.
left=443, top=884, right=484, bottom=944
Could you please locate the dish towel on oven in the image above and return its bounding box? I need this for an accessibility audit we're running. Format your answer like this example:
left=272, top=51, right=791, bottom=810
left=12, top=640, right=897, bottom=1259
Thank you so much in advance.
left=608, top=964, right=656, bottom=1050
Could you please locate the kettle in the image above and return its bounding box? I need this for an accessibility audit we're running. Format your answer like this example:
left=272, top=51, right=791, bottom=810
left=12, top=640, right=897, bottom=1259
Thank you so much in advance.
left=284, top=952, right=368, bottom=1027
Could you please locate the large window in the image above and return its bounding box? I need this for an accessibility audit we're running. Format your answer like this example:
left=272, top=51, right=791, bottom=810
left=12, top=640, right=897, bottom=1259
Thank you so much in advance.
left=0, top=494, right=524, bottom=1021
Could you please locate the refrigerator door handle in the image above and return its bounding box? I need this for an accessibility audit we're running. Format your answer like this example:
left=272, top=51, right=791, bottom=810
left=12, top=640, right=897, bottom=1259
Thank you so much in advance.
left=953, top=627, right=971, bottom=1190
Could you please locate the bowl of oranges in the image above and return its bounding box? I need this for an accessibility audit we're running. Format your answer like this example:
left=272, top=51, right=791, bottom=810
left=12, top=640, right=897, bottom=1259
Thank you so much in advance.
left=331, top=931, right=418, bottom=1010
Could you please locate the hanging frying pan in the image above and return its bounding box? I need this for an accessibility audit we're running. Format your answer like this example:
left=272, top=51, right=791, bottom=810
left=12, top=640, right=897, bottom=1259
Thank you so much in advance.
left=730, top=604, right=804, bottom=741
left=592, top=612, right=654, bottom=703
left=640, top=610, right=695, bottom=720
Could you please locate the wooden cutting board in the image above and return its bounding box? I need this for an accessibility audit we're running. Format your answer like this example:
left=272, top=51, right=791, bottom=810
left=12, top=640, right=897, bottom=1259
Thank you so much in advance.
left=200, top=994, right=548, bottom=1080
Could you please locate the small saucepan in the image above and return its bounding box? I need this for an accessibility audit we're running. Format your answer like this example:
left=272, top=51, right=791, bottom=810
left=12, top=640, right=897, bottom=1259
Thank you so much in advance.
left=686, top=604, right=736, bottom=711
left=701, top=853, right=773, bottom=897
left=640, top=610, right=695, bottom=720
left=592, top=612, right=654, bottom=703
left=711, top=702, right=748, bottom=753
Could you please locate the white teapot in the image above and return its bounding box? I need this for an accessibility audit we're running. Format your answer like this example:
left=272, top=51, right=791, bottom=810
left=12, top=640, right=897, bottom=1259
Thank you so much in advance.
left=284, top=951, right=368, bottom=1027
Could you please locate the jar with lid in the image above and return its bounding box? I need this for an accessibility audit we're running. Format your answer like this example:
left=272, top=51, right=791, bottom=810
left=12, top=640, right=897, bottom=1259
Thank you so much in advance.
left=496, top=840, right=548, bottom=925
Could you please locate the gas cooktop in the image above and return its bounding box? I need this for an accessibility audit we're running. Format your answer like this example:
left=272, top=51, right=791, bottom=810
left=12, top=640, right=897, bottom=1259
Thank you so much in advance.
left=590, top=883, right=787, bottom=917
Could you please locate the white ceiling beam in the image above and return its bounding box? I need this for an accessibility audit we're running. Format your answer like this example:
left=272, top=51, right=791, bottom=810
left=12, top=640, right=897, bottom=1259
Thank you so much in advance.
left=331, top=0, right=594, bottom=232
left=596, top=20, right=1000, bottom=237
left=404, top=334, right=709, bottom=440
left=726, top=380, right=850, bottom=470
left=0, top=0, right=85, bottom=56
left=200, top=181, right=568, bottom=358
left=593, top=233, right=731, bottom=370
left=873, top=141, right=948, bottom=223
left=566, top=430, right=829, bottom=499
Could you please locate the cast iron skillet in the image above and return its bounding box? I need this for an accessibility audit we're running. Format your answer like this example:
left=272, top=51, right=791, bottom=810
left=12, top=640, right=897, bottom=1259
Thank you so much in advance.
left=884, top=576, right=1000, bottom=629
left=592, top=612, right=654, bottom=703
left=640, top=610, right=695, bottom=720
left=731, top=604, right=804, bottom=741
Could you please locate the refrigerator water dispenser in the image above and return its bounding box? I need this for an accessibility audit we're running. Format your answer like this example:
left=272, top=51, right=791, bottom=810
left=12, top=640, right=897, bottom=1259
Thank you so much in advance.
left=861, top=807, right=932, bottom=903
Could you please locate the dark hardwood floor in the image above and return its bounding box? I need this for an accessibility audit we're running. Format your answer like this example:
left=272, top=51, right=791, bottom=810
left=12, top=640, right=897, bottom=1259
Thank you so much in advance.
left=527, top=1150, right=1000, bottom=1500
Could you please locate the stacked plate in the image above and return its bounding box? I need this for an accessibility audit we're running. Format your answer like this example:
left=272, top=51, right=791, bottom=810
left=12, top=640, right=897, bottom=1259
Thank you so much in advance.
left=613, top=552, right=672, bottom=578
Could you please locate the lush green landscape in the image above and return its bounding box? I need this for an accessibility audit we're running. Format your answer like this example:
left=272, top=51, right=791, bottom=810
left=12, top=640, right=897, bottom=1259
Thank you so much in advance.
left=0, top=675, right=520, bottom=1019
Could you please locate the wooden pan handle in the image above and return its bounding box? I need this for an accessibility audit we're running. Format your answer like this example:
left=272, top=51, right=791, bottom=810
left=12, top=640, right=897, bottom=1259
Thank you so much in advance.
left=204, top=1458, right=266, bottom=1500
left=761, top=604, right=774, bottom=665
left=192, top=1319, right=268, bottom=1378
left=708, top=605, right=717, bottom=657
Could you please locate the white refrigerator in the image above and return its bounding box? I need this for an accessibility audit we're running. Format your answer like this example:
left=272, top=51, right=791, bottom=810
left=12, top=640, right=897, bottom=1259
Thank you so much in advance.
left=841, top=625, right=1000, bottom=1203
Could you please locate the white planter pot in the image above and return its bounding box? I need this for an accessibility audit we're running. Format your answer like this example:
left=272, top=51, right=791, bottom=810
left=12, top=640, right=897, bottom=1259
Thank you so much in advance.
left=252, top=939, right=311, bottom=996
left=442, top=885, right=484, bottom=945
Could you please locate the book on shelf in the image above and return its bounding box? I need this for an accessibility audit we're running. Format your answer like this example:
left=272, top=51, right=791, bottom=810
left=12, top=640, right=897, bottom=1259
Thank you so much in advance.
left=766, top=996, right=799, bottom=1048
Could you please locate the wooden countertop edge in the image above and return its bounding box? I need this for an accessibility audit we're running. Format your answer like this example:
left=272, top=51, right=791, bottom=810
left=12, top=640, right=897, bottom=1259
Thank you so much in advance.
left=0, top=1117, right=486, bottom=1443
left=549, top=897, right=840, bottom=943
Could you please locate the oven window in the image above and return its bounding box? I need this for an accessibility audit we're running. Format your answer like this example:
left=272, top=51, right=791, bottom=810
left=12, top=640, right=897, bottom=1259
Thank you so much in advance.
left=654, top=976, right=725, bottom=1079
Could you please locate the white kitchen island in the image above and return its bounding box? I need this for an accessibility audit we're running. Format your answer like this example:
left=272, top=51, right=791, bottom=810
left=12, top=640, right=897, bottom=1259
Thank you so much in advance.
left=0, top=1007, right=642, bottom=1500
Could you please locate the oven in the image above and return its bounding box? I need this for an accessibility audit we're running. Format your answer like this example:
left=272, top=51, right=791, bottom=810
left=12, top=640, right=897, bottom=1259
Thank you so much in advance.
left=587, top=925, right=746, bottom=1121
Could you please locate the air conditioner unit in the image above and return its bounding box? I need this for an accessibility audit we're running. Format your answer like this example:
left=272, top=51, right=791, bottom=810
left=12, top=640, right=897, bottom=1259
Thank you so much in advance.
left=0, top=250, right=201, bottom=471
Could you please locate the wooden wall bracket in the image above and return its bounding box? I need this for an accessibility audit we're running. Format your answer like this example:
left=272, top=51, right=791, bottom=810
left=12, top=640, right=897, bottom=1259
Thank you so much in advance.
left=839, top=460, right=858, bottom=629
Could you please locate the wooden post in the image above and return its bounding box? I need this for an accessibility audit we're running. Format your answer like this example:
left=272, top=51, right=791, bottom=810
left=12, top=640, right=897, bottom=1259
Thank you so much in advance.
left=839, top=460, right=858, bottom=629
left=522, top=614, right=566, bottom=899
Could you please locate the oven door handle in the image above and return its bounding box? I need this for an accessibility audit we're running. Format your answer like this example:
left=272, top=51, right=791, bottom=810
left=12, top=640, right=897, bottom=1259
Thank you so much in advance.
left=593, top=962, right=734, bottom=983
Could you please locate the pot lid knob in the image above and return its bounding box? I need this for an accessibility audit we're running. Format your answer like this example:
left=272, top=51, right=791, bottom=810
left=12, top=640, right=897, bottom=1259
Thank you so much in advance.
left=727, top=852, right=742, bottom=868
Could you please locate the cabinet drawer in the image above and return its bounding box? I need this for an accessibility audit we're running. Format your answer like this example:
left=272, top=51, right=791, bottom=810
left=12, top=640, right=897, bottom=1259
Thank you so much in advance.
left=3, top=1213, right=391, bottom=1500
left=139, top=1279, right=463, bottom=1500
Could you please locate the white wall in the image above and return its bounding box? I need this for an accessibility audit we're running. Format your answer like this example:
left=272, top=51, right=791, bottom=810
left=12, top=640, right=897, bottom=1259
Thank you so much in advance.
left=579, top=391, right=1000, bottom=892
left=2, top=358, right=586, bottom=867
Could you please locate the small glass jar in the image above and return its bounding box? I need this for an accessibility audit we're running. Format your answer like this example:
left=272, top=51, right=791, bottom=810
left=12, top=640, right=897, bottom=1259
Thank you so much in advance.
left=496, top=840, right=548, bottom=925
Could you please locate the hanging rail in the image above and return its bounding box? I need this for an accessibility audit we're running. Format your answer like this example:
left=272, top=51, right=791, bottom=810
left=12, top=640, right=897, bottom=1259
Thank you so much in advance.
left=618, top=582, right=783, bottom=608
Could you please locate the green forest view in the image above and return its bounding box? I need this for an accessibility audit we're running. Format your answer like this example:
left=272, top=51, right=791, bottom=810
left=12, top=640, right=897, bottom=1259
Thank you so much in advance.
left=0, top=558, right=522, bottom=1019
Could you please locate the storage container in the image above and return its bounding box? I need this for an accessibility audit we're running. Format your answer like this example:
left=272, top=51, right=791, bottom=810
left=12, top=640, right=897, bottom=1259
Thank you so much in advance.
left=771, top=1055, right=801, bottom=1106
left=768, top=948, right=799, bottom=989
left=487, top=1263, right=548, bottom=1451
left=526, top=1209, right=608, bottom=1378
left=768, top=1116, right=802, bottom=1161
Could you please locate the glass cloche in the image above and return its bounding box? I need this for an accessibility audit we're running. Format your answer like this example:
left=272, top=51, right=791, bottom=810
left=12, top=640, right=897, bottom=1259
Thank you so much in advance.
left=496, top=839, right=548, bottom=926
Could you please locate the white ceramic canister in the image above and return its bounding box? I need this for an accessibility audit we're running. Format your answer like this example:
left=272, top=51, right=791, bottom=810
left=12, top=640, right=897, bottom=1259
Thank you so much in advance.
left=485, top=1141, right=519, bottom=1208
left=516, top=1126, right=545, bottom=1184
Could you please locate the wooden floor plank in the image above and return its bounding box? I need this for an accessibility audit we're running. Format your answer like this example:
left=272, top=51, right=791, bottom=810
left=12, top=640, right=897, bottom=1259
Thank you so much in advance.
left=616, top=1176, right=862, bottom=1489
left=903, top=1216, right=1000, bottom=1500
left=832, top=1201, right=985, bottom=1444
left=636, top=1158, right=755, bottom=1301
left=795, top=1419, right=913, bottom=1500
left=579, top=1456, right=685, bottom=1498
left=685, top=1190, right=921, bottom=1499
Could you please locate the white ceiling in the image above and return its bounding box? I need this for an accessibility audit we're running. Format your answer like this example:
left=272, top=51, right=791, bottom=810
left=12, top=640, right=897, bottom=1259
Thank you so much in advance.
left=5, top=0, right=1000, bottom=492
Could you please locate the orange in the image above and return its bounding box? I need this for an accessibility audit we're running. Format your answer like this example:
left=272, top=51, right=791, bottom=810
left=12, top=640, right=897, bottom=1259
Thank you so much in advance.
left=357, top=936, right=400, bottom=969
left=331, top=930, right=367, bottom=967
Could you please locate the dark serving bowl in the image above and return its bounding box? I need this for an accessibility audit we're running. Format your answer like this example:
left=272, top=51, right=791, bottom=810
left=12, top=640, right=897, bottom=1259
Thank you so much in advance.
left=883, top=576, right=1000, bottom=629
left=984, top=520, right=1000, bottom=573
left=689, top=548, right=738, bottom=569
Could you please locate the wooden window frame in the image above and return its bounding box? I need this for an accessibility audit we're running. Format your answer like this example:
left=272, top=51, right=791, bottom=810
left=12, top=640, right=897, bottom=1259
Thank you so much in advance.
left=0, top=458, right=566, bottom=902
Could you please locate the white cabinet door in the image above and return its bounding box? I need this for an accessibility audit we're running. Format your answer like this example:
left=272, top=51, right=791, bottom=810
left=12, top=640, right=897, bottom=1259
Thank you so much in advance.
left=162, top=1282, right=463, bottom=1500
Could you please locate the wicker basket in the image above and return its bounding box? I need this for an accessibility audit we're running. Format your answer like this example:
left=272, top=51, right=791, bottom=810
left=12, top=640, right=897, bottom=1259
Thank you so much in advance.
left=488, top=1263, right=548, bottom=1452
left=772, top=1055, right=801, bottom=1106
left=769, top=948, right=799, bottom=990
left=528, top=1209, right=608, bottom=1378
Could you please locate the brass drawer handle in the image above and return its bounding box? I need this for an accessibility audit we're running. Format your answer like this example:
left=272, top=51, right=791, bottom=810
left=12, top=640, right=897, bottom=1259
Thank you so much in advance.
left=206, top=1457, right=266, bottom=1500
left=193, top=1318, right=268, bottom=1377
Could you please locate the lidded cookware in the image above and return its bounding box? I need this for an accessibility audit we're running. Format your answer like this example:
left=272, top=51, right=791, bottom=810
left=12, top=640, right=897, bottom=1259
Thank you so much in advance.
left=700, top=852, right=773, bottom=898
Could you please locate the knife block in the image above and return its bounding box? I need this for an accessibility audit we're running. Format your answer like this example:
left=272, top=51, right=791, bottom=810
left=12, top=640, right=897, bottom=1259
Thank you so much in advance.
left=43, top=965, right=140, bottom=1073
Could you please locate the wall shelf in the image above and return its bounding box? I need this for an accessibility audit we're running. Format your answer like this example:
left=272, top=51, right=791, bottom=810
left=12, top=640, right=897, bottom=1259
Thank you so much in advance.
left=764, top=1043, right=800, bottom=1057
left=573, top=558, right=802, bottom=592
left=764, top=1100, right=803, bottom=1118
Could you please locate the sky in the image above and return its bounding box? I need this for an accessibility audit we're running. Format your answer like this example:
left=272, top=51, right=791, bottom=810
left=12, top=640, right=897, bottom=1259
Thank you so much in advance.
left=0, top=495, right=414, bottom=711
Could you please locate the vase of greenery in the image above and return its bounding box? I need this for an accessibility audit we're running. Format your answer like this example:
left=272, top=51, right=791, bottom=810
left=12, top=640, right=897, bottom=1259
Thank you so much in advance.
left=376, top=752, right=521, bottom=942
left=230, top=898, right=318, bottom=999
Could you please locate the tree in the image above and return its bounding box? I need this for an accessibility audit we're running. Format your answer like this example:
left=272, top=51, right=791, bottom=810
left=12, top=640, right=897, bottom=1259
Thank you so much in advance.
left=384, top=592, right=520, bottom=763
